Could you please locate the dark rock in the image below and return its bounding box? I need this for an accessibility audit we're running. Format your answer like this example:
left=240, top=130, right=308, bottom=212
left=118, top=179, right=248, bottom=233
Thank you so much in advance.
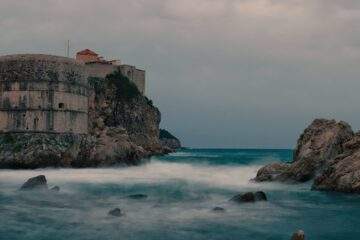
left=159, top=129, right=181, bottom=150
left=230, top=192, right=255, bottom=203
left=212, top=207, right=226, bottom=212
left=254, top=191, right=267, bottom=201
left=50, top=186, right=60, bottom=192
left=127, top=194, right=148, bottom=199
left=255, top=163, right=290, bottom=182
left=291, top=230, right=305, bottom=240
left=108, top=208, right=124, bottom=217
left=255, top=119, right=353, bottom=183
left=20, top=175, right=48, bottom=190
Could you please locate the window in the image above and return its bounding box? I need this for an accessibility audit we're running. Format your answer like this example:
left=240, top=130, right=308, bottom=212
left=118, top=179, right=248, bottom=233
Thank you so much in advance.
left=58, top=103, right=65, bottom=109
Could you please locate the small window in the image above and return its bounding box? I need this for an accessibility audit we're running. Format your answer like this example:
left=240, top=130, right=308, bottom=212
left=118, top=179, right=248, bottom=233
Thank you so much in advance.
left=58, top=103, right=65, bottom=109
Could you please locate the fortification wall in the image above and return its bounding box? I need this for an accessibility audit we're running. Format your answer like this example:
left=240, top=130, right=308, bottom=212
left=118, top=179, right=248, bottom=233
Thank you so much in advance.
left=119, top=65, right=145, bottom=95
left=0, top=54, right=88, bottom=134
left=84, top=63, right=145, bottom=94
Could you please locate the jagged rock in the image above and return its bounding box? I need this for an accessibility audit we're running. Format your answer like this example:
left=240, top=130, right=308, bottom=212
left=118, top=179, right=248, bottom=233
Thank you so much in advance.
left=127, top=194, right=148, bottom=199
left=20, top=175, right=48, bottom=190
left=255, top=119, right=353, bottom=183
left=291, top=230, right=305, bottom=240
left=108, top=208, right=124, bottom=217
left=313, top=132, right=360, bottom=192
left=50, top=186, right=60, bottom=192
left=212, top=207, right=226, bottom=212
left=254, top=191, right=267, bottom=201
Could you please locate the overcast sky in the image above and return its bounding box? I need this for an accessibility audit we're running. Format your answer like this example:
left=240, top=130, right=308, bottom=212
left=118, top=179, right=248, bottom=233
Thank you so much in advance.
left=1, top=0, right=360, bottom=148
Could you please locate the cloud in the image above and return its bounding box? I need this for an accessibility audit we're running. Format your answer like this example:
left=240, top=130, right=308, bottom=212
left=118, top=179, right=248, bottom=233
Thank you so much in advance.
left=0, top=0, right=360, bottom=148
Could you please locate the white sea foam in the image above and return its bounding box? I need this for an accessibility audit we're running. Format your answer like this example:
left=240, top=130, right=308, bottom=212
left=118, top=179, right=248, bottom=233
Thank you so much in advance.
left=0, top=160, right=285, bottom=191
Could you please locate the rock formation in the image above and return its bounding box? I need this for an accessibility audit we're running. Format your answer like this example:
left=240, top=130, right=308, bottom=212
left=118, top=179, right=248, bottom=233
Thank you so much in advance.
left=159, top=129, right=181, bottom=150
left=313, top=132, right=360, bottom=192
left=20, top=175, right=48, bottom=190
left=255, top=119, right=353, bottom=183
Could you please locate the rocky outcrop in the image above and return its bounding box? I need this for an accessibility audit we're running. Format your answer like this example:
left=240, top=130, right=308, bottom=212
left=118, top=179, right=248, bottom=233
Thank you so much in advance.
left=20, top=175, right=48, bottom=190
left=255, top=119, right=353, bottom=183
left=159, top=129, right=181, bottom=150
left=313, top=132, right=360, bottom=192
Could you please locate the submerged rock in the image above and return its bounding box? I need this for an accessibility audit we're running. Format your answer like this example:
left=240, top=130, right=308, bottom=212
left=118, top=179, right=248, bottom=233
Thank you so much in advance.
left=108, top=208, right=124, bottom=217
left=50, top=186, right=60, bottom=192
left=255, top=119, right=353, bottom=183
left=254, top=191, right=267, bottom=201
left=20, top=175, right=48, bottom=191
left=291, top=230, right=305, bottom=240
left=127, top=194, right=148, bottom=199
left=230, top=191, right=268, bottom=203
left=212, top=207, right=226, bottom=212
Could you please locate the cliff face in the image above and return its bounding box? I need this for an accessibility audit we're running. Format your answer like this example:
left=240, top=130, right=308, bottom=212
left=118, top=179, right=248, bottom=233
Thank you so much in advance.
left=0, top=70, right=166, bottom=168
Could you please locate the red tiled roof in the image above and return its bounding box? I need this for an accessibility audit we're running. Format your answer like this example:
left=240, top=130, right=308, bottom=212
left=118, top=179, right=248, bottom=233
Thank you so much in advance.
left=76, top=49, right=98, bottom=56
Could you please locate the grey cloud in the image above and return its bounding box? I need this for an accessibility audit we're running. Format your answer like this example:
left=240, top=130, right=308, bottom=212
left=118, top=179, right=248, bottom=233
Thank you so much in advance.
left=1, top=0, right=360, bottom=148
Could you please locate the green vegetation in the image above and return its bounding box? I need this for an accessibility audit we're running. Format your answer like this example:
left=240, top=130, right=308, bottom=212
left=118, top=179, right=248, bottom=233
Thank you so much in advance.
left=89, top=70, right=142, bottom=101
left=159, top=129, right=178, bottom=140
left=106, top=70, right=141, bottom=100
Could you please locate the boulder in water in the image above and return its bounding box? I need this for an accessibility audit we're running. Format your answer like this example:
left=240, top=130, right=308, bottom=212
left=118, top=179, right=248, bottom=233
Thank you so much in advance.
left=254, top=191, right=267, bottom=201
left=127, top=194, right=148, bottom=199
left=20, top=175, right=48, bottom=190
left=212, top=207, right=225, bottom=212
left=50, top=186, right=60, bottom=192
left=108, top=208, right=124, bottom=217
left=230, top=192, right=255, bottom=203
left=230, top=191, right=267, bottom=203
left=291, top=230, right=305, bottom=240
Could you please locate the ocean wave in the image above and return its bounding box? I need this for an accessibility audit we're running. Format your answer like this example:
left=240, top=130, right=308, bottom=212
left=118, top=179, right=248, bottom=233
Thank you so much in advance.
left=0, top=160, right=286, bottom=192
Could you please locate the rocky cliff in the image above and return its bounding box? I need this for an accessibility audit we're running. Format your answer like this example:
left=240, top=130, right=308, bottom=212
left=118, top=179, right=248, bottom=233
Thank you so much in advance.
left=0, top=70, right=168, bottom=168
left=255, top=118, right=360, bottom=193
left=159, top=129, right=181, bottom=151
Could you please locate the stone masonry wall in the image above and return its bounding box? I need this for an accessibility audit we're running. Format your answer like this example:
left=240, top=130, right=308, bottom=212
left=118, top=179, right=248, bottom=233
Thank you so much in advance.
left=0, top=54, right=88, bottom=134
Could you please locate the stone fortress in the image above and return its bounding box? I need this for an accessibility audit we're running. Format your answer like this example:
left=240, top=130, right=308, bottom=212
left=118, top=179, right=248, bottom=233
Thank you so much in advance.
left=0, top=49, right=146, bottom=134
left=76, top=49, right=145, bottom=95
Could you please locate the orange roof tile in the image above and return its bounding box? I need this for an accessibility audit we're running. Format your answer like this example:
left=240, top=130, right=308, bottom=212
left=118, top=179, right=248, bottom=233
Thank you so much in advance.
left=76, top=49, right=98, bottom=56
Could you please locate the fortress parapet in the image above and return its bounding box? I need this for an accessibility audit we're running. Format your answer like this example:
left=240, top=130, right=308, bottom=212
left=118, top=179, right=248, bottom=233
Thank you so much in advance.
left=0, top=54, right=88, bottom=134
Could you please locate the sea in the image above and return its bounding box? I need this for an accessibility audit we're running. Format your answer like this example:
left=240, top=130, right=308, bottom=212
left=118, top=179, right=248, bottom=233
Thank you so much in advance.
left=1, top=148, right=360, bottom=240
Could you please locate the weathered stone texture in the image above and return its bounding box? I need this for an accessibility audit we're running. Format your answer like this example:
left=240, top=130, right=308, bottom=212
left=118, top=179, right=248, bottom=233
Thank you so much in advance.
left=255, top=119, right=354, bottom=183
left=0, top=54, right=88, bottom=134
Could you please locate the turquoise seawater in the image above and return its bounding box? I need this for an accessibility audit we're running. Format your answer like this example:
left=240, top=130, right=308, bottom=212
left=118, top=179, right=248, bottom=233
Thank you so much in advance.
left=1, top=148, right=360, bottom=240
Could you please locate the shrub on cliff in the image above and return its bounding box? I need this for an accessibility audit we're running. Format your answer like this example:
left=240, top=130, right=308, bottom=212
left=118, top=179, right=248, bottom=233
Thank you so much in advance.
left=106, top=70, right=141, bottom=100
left=89, top=70, right=141, bottom=101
